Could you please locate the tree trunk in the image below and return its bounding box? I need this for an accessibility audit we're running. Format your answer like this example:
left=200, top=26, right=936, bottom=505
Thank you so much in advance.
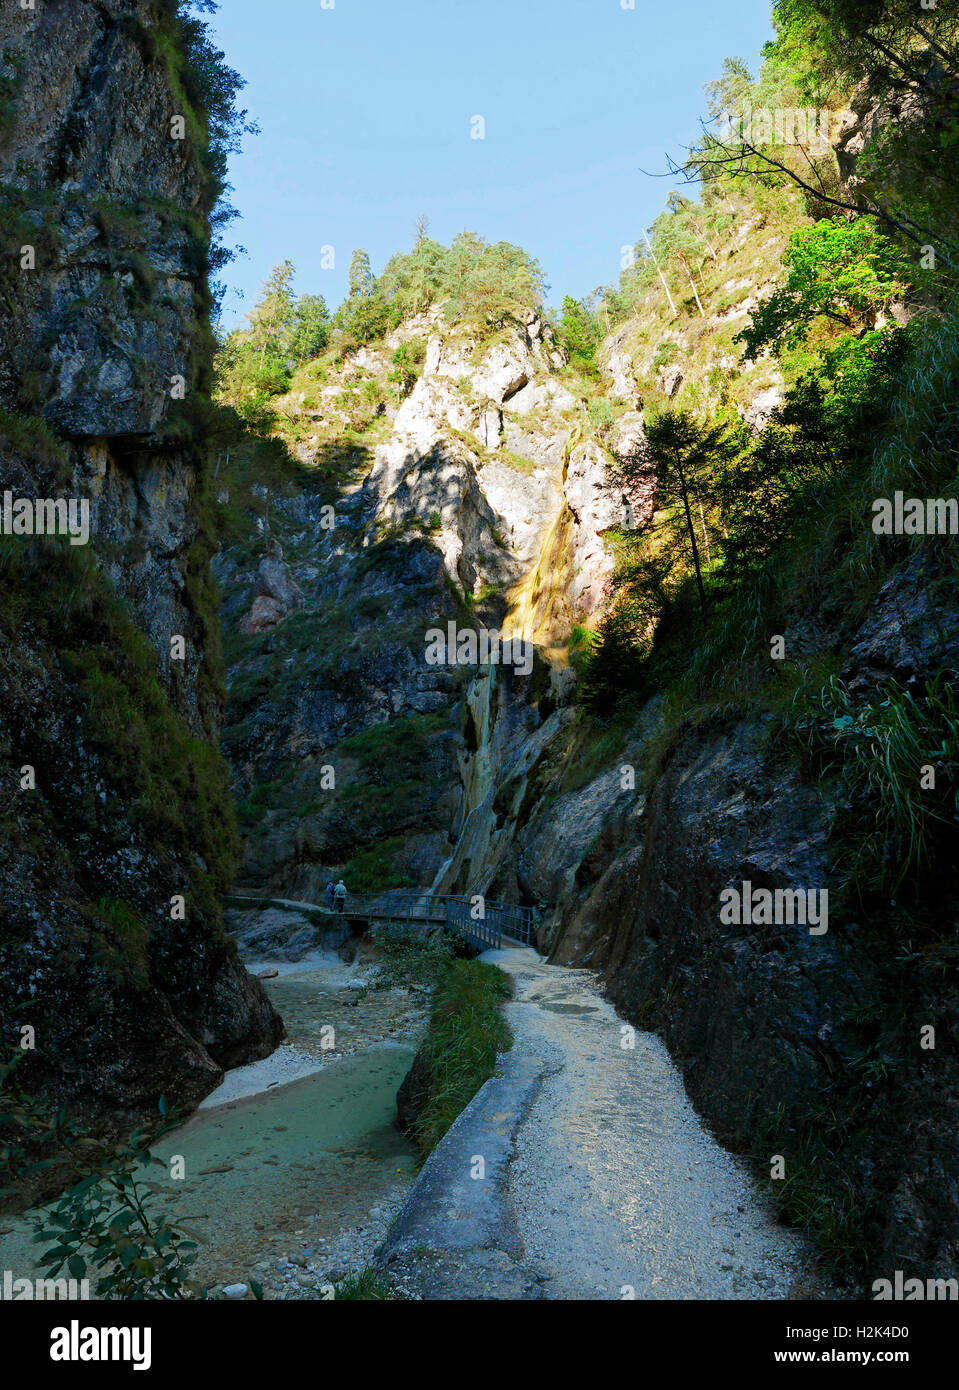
left=680, top=253, right=706, bottom=317
left=676, top=456, right=708, bottom=619
left=698, top=495, right=712, bottom=568
left=644, top=230, right=678, bottom=317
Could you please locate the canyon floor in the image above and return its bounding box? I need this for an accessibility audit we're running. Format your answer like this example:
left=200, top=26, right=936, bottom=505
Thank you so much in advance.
left=0, top=937, right=826, bottom=1300
left=493, top=950, right=816, bottom=1299
left=379, top=948, right=827, bottom=1300
left=0, top=946, right=428, bottom=1301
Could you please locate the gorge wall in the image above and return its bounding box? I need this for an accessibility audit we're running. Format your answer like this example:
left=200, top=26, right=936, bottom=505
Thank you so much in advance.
left=218, top=158, right=958, bottom=1287
left=216, top=306, right=647, bottom=904
left=217, top=175, right=797, bottom=918
left=0, top=0, right=281, bottom=1144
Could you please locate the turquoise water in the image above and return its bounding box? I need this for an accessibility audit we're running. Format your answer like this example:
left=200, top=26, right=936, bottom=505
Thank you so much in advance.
left=149, top=1042, right=417, bottom=1284
left=0, top=957, right=422, bottom=1292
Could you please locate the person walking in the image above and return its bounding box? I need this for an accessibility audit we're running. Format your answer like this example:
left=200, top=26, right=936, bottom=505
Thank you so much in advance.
left=333, top=879, right=347, bottom=914
left=325, top=880, right=335, bottom=910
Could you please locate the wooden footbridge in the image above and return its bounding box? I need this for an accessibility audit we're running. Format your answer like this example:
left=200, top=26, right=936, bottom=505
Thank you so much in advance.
left=226, top=890, right=536, bottom=953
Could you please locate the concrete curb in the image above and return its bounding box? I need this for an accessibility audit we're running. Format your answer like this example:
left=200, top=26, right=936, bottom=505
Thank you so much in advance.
left=376, top=1049, right=549, bottom=1299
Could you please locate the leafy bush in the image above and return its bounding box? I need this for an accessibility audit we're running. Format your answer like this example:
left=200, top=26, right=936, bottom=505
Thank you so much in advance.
left=0, top=1058, right=233, bottom=1300
left=783, top=671, right=959, bottom=895
left=587, top=398, right=617, bottom=440
left=371, top=925, right=457, bottom=991
left=402, top=959, right=512, bottom=1156
left=342, top=837, right=415, bottom=893
left=735, top=219, right=911, bottom=360
left=388, top=339, right=427, bottom=400
left=334, top=377, right=382, bottom=431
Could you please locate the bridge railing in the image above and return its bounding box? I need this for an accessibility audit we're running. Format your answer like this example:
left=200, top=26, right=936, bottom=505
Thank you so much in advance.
left=336, top=891, right=534, bottom=949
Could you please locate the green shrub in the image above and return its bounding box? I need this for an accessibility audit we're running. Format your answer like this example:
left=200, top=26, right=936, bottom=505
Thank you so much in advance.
left=405, top=959, right=512, bottom=1156
left=372, top=926, right=456, bottom=991
left=782, top=671, right=959, bottom=896
left=334, top=1267, right=394, bottom=1300
left=388, top=339, right=427, bottom=400
left=0, top=1060, right=234, bottom=1300
left=342, top=838, right=415, bottom=893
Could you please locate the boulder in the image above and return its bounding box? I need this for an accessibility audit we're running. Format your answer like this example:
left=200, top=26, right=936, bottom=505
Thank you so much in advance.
left=473, top=342, right=533, bottom=404
left=239, top=594, right=288, bottom=635
left=658, top=363, right=683, bottom=397
left=255, top=555, right=303, bottom=608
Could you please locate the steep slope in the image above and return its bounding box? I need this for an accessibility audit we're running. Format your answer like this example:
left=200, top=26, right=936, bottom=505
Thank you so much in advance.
left=457, top=205, right=959, bottom=1280
left=526, top=494, right=959, bottom=1284
left=0, top=0, right=281, bottom=1147
left=216, top=308, right=640, bottom=900
left=597, top=193, right=798, bottom=427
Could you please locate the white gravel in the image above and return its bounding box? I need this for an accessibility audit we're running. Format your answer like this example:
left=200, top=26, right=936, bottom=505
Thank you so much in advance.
left=198, top=1043, right=328, bottom=1109
left=201, top=954, right=382, bottom=1109
left=486, top=949, right=812, bottom=1300
left=243, top=950, right=371, bottom=983
left=253, top=1186, right=415, bottom=1300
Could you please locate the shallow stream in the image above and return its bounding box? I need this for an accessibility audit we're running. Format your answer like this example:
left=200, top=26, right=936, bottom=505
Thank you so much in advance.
left=0, top=952, right=425, bottom=1298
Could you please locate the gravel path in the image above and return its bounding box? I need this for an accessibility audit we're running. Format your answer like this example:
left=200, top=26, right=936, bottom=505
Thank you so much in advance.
left=490, top=950, right=812, bottom=1300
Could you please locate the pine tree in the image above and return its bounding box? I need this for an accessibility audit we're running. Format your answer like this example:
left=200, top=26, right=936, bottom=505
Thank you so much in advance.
left=249, top=260, right=296, bottom=360
left=640, top=410, right=732, bottom=620
left=288, top=294, right=330, bottom=364
left=348, top=248, right=375, bottom=298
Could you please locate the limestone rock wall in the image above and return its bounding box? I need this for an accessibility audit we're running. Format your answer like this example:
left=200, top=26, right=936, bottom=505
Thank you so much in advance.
left=218, top=310, right=638, bottom=900
left=0, top=0, right=282, bottom=1144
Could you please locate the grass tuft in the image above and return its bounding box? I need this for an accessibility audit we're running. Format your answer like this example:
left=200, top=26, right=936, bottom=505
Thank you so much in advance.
left=406, top=958, right=512, bottom=1156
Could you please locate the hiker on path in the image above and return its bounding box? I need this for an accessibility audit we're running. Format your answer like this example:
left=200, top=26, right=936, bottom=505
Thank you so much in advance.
left=325, top=880, right=335, bottom=909
left=334, top=879, right=347, bottom=913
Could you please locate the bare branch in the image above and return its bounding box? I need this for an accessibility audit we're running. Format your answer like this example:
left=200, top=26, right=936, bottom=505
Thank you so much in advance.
left=670, top=124, right=958, bottom=273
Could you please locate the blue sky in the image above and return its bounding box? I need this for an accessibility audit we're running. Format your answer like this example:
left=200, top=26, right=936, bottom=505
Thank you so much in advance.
left=206, top=0, right=775, bottom=330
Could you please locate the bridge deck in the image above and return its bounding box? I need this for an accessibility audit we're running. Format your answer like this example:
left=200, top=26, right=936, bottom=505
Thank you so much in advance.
left=226, top=891, right=535, bottom=951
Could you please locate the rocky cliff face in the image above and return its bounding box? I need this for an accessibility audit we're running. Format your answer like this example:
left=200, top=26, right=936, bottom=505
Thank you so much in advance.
left=216, top=191, right=795, bottom=918
left=519, top=545, right=959, bottom=1282
left=212, top=119, right=958, bottom=1284
left=0, top=0, right=281, bottom=1145
left=217, top=308, right=646, bottom=900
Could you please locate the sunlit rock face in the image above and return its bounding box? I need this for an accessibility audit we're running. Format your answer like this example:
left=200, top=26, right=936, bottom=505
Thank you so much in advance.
left=367, top=311, right=625, bottom=629
left=218, top=64, right=813, bottom=927
left=218, top=304, right=644, bottom=902
left=0, top=1, right=282, bottom=1142
left=215, top=165, right=812, bottom=1095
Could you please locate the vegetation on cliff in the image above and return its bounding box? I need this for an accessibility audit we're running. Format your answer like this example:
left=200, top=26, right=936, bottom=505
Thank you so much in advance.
left=580, top=0, right=958, bottom=828
left=0, top=0, right=280, bottom=1161
left=216, top=230, right=547, bottom=414
left=559, top=0, right=959, bottom=1283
